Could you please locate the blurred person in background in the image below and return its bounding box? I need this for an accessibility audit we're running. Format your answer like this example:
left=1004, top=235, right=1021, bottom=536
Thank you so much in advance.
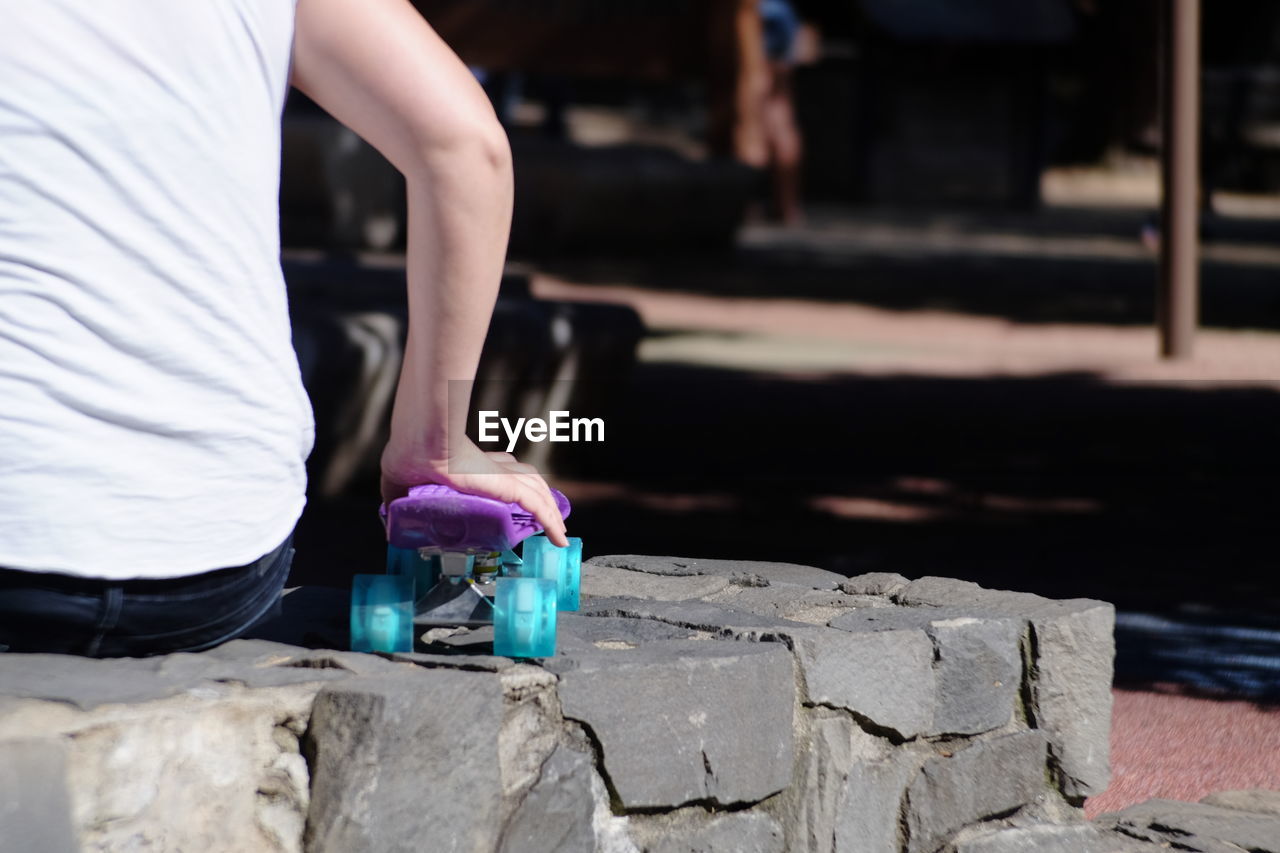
left=756, top=0, right=820, bottom=225
left=0, top=0, right=566, bottom=657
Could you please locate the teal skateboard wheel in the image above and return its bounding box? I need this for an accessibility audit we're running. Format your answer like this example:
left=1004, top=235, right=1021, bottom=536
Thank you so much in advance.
left=522, top=535, right=582, bottom=612
left=386, top=544, right=439, bottom=604
left=493, top=577, right=557, bottom=658
left=351, top=574, right=414, bottom=653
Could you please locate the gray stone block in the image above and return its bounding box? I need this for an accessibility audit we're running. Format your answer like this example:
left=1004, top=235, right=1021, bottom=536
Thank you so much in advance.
left=1201, top=788, right=1280, bottom=817
left=580, top=596, right=805, bottom=636
left=0, top=738, right=77, bottom=853
left=905, top=731, right=1049, bottom=853
left=788, top=626, right=937, bottom=740
left=587, top=555, right=845, bottom=589
left=630, top=810, right=785, bottom=853
left=829, top=609, right=1021, bottom=736
left=0, top=680, right=317, bottom=851
left=305, top=670, right=505, bottom=853
left=498, top=745, right=597, bottom=853
left=582, top=561, right=732, bottom=601
left=388, top=650, right=515, bottom=672
left=894, top=578, right=1114, bottom=798
left=557, top=614, right=708, bottom=648
left=289, top=648, right=410, bottom=676
left=953, top=823, right=1115, bottom=853
left=585, top=595, right=952, bottom=741
left=780, top=712, right=863, bottom=853
left=894, top=577, right=1046, bottom=611
left=1022, top=602, right=1114, bottom=799
left=926, top=617, right=1021, bottom=736
left=1097, top=799, right=1280, bottom=853
left=833, top=749, right=929, bottom=853
left=0, top=640, right=347, bottom=710
left=705, top=586, right=866, bottom=626
left=557, top=641, right=795, bottom=810
left=839, top=573, right=910, bottom=597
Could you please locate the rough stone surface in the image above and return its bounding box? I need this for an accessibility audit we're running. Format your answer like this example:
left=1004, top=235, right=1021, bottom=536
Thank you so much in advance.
left=587, top=555, right=846, bottom=589
left=1096, top=799, right=1280, bottom=853
left=905, top=731, right=1049, bottom=853
left=0, top=639, right=347, bottom=710
left=498, top=745, right=597, bottom=853
left=1023, top=602, right=1114, bottom=800
left=839, top=573, right=910, bottom=597
left=581, top=561, right=732, bottom=601
left=952, top=824, right=1115, bottom=853
left=630, top=810, right=785, bottom=853
left=705, top=585, right=868, bottom=626
left=388, top=650, right=516, bottom=672
left=788, top=626, right=937, bottom=739
left=924, top=617, right=1021, bottom=736
left=893, top=577, right=1046, bottom=612
left=893, top=577, right=1114, bottom=798
left=305, top=671, right=505, bottom=853
left=578, top=596, right=804, bottom=638
left=0, top=684, right=318, bottom=853
left=557, top=640, right=795, bottom=809
left=556, top=613, right=707, bottom=651
left=833, top=748, right=930, bottom=853
left=0, top=738, right=77, bottom=853
left=1200, top=788, right=1280, bottom=817
left=830, top=609, right=1022, bottom=736
left=778, top=711, right=872, bottom=853
left=498, top=665, right=563, bottom=801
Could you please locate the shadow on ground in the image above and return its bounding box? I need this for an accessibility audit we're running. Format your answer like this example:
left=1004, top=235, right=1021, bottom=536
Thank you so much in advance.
left=531, top=207, right=1280, bottom=330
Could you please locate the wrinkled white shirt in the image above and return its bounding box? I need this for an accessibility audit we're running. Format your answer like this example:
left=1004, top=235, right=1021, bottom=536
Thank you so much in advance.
left=0, top=1, right=313, bottom=578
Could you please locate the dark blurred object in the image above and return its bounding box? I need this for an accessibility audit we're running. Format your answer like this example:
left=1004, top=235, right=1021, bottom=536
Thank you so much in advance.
left=280, top=93, right=406, bottom=251
left=287, top=258, right=643, bottom=494
left=1202, top=1, right=1280, bottom=197
left=859, top=0, right=1075, bottom=43
left=508, top=137, right=757, bottom=253
left=411, top=0, right=766, bottom=168
left=804, top=0, right=1077, bottom=208
left=411, top=0, right=708, bottom=79
left=281, top=3, right=766, bottom=252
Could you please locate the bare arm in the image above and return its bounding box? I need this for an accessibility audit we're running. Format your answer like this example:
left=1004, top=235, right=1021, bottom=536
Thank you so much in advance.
left=291, top=0, right=568, bottom=545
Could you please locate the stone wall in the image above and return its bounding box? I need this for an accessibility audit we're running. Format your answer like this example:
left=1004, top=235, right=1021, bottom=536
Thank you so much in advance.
left=0, top=555, right=1130, bottom=852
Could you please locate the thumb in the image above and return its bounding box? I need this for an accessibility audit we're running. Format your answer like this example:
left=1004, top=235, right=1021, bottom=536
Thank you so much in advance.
left=380, top=473, right=411, bottom=508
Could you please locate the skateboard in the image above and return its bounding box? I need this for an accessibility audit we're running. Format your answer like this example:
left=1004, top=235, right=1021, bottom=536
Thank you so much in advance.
left=350, top=484, right=580, bottom=658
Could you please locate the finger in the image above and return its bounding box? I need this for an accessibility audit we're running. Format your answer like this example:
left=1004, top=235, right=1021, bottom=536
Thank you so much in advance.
left=380, top=474, right=411, bottom=507
left=514, top=478, right=567, bottom=546
left=484, top=452, right=518, bottom=464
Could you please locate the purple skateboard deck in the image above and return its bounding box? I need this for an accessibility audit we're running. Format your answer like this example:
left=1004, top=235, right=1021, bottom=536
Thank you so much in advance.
left=383, top=484, right=571, bottom=553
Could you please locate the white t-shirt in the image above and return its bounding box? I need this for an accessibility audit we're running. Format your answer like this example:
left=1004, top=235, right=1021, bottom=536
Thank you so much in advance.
left=0, top=1, right=313, bottom=579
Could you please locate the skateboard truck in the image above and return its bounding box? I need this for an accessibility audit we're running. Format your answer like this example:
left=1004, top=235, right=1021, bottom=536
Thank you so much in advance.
left=350, top=484, right=580, bottom=658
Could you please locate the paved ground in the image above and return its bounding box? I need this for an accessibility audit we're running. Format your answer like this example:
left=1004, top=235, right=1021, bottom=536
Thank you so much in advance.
left=1089, top=687, right=1280, bottom=817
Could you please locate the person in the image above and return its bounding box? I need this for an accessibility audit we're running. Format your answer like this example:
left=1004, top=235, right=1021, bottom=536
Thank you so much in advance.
left=757, top=0, right=811, bottom=225
left=0, top=0, right=568, bottom=657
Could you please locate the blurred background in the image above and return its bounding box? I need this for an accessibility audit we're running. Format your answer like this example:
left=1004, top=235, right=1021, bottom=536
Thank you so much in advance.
left=281, top=0, right=1279, bottom=807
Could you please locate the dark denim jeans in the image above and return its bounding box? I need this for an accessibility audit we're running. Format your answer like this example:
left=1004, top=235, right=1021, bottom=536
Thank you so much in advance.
left=0, top=537, right=293, bottom=657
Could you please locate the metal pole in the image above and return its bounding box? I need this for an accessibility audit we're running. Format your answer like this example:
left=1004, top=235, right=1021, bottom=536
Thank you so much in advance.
left=1158, top=0, right=1200, bottom=359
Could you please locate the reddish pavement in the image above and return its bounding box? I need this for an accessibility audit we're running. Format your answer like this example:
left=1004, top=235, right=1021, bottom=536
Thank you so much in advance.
left=1085, top=687, right=1280, bottom=817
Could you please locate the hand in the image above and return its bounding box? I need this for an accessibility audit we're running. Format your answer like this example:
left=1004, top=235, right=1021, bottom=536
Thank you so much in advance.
left=380, top=438, right=569, bottom=547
